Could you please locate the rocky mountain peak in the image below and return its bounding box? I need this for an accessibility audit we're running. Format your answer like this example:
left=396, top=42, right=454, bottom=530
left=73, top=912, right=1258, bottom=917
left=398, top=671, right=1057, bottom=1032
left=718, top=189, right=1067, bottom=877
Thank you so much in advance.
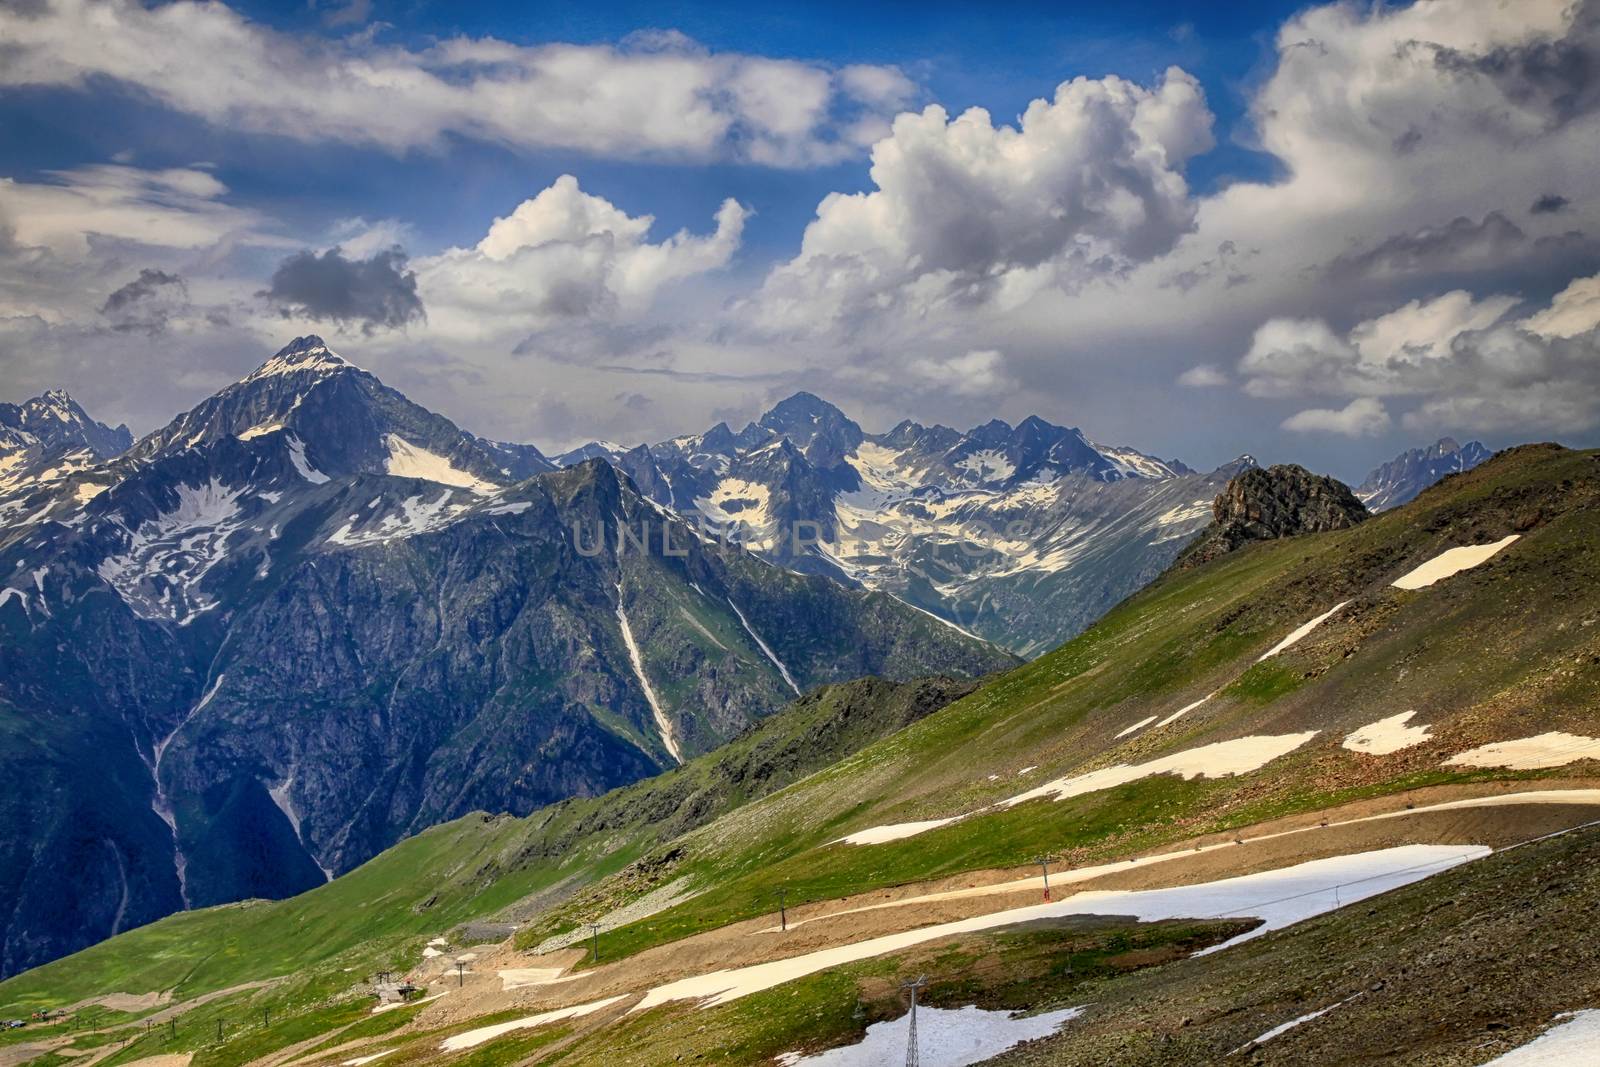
left=241, top=335, right=352, bottom=383
left=1358, top=437, right=1492, bottom=511
left=1176, top=463, right=1369, bottom=568
left=0, top=388, right=133, bottom=459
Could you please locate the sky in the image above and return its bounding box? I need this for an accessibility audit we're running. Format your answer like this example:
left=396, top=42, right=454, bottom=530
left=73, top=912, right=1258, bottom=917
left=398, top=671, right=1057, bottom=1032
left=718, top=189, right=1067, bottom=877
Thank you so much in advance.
left=2, top=0, right=1599, bottom=482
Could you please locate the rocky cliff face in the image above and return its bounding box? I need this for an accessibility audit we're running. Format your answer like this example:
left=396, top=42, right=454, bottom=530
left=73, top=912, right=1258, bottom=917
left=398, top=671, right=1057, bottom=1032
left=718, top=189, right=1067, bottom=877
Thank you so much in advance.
left=0, top=338, right=1013, bottom=978
left=1176, top=463, right=1370, bottom=568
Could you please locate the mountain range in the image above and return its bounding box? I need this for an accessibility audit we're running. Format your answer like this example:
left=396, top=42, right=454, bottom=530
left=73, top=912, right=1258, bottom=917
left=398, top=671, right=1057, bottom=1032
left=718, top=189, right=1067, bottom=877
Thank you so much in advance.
left=0, top=338, right=1010, bottom=978
left=2, top=439, right=1592, bottom=1066
left=0, top=336, right=1503, bottom=979
left=553, top=392, right=1253, bottom=655
left=1355, top=437, right=1491, bottom=511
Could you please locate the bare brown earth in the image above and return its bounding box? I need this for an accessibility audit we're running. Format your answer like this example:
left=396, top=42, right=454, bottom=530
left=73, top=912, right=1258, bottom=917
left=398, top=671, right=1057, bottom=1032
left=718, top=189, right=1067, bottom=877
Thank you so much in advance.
left=281, top=782, right=1600, bottom=1066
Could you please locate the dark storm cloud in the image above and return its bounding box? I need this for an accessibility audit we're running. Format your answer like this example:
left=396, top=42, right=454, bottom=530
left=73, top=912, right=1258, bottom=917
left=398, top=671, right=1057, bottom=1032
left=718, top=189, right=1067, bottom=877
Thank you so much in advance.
left=100, top=268, right=188, bottom=334
left=1532, top=193, right=1571, bottom=214
left=260, top=246, right=424, bottom=335
left=1326, top=212, right=1527, bottom=280
left=1431, top=0, right=1600, bottom=126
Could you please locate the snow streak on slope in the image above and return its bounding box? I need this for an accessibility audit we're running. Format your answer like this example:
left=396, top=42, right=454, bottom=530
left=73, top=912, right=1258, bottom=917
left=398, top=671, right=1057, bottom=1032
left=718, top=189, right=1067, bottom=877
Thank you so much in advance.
left=1257, top=603, right=1348, bottom=661
left=267, top=773, right=334, bottom=882
left=727, top=596, right=801, bottom=695
left=1391, top=535, right=1519, bottom=590
left=97, top=479, right=249, bottom=622
left=839, top=732, right=1320, bottom=845
left=617, top=582, right=683, bottom=764
left=632, top=846, right=1487, bottom=1012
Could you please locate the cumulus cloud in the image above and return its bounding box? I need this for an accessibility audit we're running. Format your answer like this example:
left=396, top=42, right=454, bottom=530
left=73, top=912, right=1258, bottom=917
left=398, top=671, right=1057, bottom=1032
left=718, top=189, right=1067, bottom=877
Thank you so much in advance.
left=1281, top=397, right=1391, bottom=437
left=100, top=268, right=188, bottom=333
left=0, top=0, right=913, bottom=165
left=261, top=246, right=425, bottom=334
left=1241, top=273, right=1600, bottom=435
left=417, top=175, right=746, bottom=343
left=745, top=66, right=1213, bottom=337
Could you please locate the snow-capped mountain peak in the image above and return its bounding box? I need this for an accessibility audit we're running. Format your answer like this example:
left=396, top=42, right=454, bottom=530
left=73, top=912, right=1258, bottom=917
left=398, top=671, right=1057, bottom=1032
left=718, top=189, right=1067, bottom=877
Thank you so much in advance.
left=240, top=335, right=353, bottom=383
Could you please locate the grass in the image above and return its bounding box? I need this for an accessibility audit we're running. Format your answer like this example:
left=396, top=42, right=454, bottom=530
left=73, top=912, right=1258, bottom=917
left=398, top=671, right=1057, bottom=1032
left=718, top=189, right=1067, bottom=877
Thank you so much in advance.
left=3, top=444, right=1596, bottom=1062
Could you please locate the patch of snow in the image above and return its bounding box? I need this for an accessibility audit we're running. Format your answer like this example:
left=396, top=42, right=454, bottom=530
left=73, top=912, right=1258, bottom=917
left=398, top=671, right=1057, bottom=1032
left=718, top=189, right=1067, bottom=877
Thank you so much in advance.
left=617, top=582, right=683, bottom=764
left=726, top=597, right=800, bottom=695
left=635, top=845, right=1486, bottom=1012
left=1116, top=716, right=1158, bottom=739
left=96, top=477, right=249, bottom=621
left=421, top=947, right=442, bottom=959
left=954, top=449, right=1015, bottom=483
left=266, top=774, right=333, bottom=882
left=774, top=790, right=1600, bottom=934
left=1231, top=995, right=1361, bottom=1055
left=1343, top=711, right=1432, bottom=755
left=485, top=500, right=531, bottom=515
left=777, top=1005, right=1083, bottom=1066
left=1002, top=732, right=1320, bottom=808
left=285, top=434, right=330, bottom=484
left=499, top=967, right=580, bottom=991
left=836, top=818, right=961, bottom=847
left=237, top=422, right=284, bottom=441
left=383, top=434, right=495, bottom=494
left=1153, top=693, right=1214, bottom=730
left=1445, top=732, right=1600, bottom=770
left=371, top=991, right=447, bottom=1015
left=1257, top=602, right=1349, bottom=662
left=329, top=491, right=464, bottom=546
left=339, top=1049, right=395, bottom=1067
left=440, top=995, right=627, bottom=1051
left=1392, top=535, right=1519, bottom=590
left=1481, top=1009, right=1600, bottom=1065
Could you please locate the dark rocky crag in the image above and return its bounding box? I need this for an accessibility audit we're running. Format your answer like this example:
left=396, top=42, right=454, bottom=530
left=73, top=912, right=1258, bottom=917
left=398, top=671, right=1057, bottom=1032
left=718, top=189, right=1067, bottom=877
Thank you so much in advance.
left=1176, top=463, right=1370, bottom=569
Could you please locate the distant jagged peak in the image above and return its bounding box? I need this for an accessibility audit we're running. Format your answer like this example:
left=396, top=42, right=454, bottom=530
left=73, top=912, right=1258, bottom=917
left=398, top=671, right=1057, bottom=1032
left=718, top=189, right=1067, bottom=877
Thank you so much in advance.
left=241, top=335, right=354, bottom=384
left=1, top=387, right=133, bottom=459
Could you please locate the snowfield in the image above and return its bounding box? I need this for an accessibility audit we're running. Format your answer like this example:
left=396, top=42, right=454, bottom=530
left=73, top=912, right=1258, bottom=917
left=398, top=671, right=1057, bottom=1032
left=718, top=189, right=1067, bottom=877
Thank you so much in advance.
left=1482, top=1009, right=1600, bottom=1064
left=633, top=845, right=1487, bottom=1013
left=1391, top=535, right=1519, bottom=590
left=776, top=1004, right=1083, bottom=1066
left=1445, top=733, right=1600, bottom=770
left=1342, top=711, right=1433, bottom=755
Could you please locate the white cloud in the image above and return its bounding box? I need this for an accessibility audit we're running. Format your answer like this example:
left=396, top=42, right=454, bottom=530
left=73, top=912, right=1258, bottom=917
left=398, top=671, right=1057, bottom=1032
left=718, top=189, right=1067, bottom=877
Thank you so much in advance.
left=1177, top=363, right=1227, bottom=388
left=744, top=66, right=1213, bottom=338
left=1243, top=272, right=1600, bottom=436
left=1281, top=398, right=1391, bottom=437
left=0, top=164, right=263, bottom=259
left=905, top=349, right=1016, bottom=398
left=416, top=175, right=746, bottom=342
left=0, top=0, right=913, bottom=166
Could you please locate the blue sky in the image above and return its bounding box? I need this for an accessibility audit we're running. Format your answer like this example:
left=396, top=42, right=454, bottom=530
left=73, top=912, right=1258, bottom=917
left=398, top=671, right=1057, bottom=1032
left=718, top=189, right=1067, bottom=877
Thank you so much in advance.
left=2, top=0, right=1599, bottom=480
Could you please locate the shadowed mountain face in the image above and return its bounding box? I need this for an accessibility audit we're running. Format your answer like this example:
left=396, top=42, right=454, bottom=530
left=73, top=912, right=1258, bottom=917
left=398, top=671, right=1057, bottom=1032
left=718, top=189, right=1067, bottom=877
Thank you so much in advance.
left=558, top=396, right=1242, bottom=656
left=0, top=338, right=1012, bottom=978
left=1357, top=437, right=1493, bottom=511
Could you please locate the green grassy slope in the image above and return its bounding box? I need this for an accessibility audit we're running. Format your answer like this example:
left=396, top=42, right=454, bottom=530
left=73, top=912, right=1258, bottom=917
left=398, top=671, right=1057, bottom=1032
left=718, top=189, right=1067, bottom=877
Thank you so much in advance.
left=524, top=444, right=1600, bottom=965
left=3, top=444, right=1597, bottom=1065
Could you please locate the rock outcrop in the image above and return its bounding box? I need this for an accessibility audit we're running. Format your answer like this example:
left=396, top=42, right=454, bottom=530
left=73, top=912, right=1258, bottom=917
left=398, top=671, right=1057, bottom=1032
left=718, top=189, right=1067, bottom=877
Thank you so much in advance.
left=1176, top=463, right=1370, bottom=568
